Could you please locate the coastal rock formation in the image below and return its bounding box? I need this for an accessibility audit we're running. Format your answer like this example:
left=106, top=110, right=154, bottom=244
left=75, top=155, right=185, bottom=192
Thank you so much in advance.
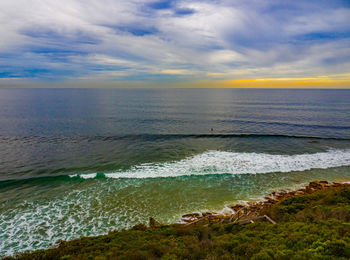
left=149, top=217, right=161, bottom=228
left=181, top=181, right=350, bottom=225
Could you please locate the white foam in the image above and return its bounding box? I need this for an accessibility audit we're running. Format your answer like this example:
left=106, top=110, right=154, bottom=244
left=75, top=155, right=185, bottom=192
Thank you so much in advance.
left=70, top=149, right=350, bottom=179
left=215, top=206, right=235, bottom=216
left=70, top=173, right=97, bottom=179
left=2, top=149, right=350, bottom=256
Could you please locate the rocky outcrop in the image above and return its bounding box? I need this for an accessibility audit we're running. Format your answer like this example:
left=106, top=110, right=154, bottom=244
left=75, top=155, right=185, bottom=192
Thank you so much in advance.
left=181, top=181, right=350, bottom=225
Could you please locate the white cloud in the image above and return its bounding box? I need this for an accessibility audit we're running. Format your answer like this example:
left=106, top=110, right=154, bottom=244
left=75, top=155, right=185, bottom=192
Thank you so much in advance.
left=0, top=0, right=349, bottom=81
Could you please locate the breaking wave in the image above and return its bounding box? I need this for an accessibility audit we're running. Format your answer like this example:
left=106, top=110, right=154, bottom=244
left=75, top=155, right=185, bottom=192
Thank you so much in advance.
left=70, top=149, right=350, bottom=179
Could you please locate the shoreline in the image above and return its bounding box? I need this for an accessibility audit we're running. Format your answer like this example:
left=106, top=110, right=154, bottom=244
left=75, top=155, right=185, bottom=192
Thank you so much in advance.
left=6, top=179, right=350, bottom=259
left=180, top=180, right=350, bottom=225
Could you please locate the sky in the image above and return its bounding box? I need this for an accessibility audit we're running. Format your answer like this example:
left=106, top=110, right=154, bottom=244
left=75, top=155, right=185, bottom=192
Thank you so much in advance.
left=0, top=0, right=349, bottom=87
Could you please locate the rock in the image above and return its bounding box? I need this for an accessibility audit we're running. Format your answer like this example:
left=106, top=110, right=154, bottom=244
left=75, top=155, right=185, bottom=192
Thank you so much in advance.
left=231, top=204, right=245, bottom=212
left=305, top=187, right=315, bottom=193
left=309, top=181, right=322, bottom=189
left=182, top=213, right=202, bottom=223
left=132, top=224, right=147, bottom=231
left=267, top=198, right=279, bottom=204
left=209, top=215, right=225, bottom=223
left=182, top=213, right=200, bottom=218
left=149, top=217, right=161, bottom=228
left=180, top=180, right=350, bottom=228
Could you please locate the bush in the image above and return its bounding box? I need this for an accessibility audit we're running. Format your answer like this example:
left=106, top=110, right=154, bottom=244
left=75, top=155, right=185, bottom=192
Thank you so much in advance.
left=8, top=186, right=350, bottom=260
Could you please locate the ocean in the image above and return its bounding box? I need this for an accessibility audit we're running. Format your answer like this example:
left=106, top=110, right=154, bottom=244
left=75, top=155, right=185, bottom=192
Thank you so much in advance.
left=1, top=88, right=350, bottom=256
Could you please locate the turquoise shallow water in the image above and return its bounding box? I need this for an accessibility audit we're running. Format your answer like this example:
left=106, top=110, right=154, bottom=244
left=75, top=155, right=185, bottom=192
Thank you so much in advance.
left=0, top=88, right=350, bottom=256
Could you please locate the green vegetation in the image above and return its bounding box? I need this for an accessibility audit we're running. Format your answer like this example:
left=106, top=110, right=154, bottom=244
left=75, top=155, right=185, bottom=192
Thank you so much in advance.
left=4, top=187, right=350, bottom=260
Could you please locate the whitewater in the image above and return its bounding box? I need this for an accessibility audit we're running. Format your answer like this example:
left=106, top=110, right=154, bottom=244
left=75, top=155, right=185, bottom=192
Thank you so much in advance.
left=71, top=149, right=350, bottom=179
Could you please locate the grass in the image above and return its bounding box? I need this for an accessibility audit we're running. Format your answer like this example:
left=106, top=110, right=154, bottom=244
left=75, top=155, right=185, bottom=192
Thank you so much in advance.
left=3, top=186, right=350, bottom=260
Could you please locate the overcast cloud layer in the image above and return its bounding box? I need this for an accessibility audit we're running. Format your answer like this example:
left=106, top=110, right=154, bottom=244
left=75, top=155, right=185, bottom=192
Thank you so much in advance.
left=0, top=0, right=349, bottom=82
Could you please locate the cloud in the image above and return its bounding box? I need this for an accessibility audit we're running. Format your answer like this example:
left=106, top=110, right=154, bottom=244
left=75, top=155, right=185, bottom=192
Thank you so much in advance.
left=161, top=69, right=193, bottom=75
left=0, top=0, right=349, bottom=83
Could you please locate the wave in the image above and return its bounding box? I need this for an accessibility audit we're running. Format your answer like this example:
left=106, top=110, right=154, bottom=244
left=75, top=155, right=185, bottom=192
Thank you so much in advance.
left=96, top=133, right=350, bottom=141
left=1, top=149, right=350, bottom=256
left=2, top=133, right=350, bottom=143
left=70, top=149, right=350, bottom=180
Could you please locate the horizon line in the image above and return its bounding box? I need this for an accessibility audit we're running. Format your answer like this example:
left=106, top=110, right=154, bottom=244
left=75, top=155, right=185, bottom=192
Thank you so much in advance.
left=0, top=77, right=349, bottom=89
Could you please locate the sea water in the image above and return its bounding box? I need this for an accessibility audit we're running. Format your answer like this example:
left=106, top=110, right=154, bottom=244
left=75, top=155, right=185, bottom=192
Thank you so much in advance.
left=1, top=88, right=350, bottom=256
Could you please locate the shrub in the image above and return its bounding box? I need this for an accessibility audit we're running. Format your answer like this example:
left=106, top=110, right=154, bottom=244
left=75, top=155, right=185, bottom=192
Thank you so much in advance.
left=8, top=186, right=350, bottom=260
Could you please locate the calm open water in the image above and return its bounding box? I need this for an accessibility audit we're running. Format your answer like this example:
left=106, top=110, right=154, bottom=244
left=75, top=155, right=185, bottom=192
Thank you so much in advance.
left=1, top=88, right=350, bottom=256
